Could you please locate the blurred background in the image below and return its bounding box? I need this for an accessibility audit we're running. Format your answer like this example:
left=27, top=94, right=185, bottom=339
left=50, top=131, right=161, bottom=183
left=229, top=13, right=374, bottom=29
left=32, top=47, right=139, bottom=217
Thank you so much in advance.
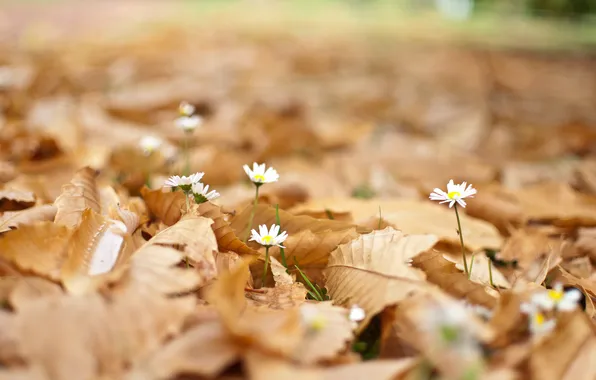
left=1, top=0, right=595, bottom=203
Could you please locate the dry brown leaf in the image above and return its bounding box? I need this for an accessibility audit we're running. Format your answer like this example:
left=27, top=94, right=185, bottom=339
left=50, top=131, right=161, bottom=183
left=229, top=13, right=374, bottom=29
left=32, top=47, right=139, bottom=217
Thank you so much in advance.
left=60, top=209, right=132, bottom=295
left=0, top=222, right=71, bottom=280
left=561, top=336, right=596, bottom=380
left=325, top=227, right=438, bottom=327
left=573, top=159, right=596, bottom=195
left=411, top=250, right=498, bottom=309
left=245, top=283, right=307, bottom=310
left=0, top=189, right=36, bottom=212
left=271, top=256, right=294, bottom=286
left=529, top=312, right=595, bottom=380
left=509, top=182, right=596, bottom=227
left=9, top=277, right=64, bottom=311
left=126, top=318, right=240, bottom=380
left=464, top=190, right=525, bottom=235
left=140, top=187, right=185, bottom=226
left=443, top=253, right=511, bottom=289
left=244, top=351, right=416, bottom=380
left=6, top=288, right=195, bottom=380
left=0, top=205, right=57, bottom=233
left=195, top=201, right=260, bottom=256
left=54, top=167, right=101, bottom=228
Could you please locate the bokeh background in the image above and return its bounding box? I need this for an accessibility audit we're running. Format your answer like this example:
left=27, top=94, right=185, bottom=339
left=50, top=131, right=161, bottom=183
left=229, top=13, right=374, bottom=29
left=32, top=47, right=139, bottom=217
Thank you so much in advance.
left=1, top=0, right=596, bottom=203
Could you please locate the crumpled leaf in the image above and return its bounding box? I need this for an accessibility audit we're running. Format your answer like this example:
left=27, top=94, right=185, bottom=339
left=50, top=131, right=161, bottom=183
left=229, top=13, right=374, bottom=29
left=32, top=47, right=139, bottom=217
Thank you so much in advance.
left=0, top=205, right=57, bottom=233
left=245, top=284, right=307, bottom=310
left=54, top=167, right=101, bottom=228
left=411, top=250, right=497, bottom=309
left=0, top=189, right=36, bottom=212
left=0, top=222, right=71, bottom=280
left=325, top=227, right=438, bottom=327
left=140, top=187, right=185, bottom=226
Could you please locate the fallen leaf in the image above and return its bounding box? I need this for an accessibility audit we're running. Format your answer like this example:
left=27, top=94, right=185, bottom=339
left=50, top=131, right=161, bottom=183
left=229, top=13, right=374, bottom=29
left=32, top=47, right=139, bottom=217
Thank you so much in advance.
left=443, top=252, right=511, bottom=288
left=54, top=167, right=101, bottom=228
left=245, top=283, right=307, bottom=310
left=0, top=205, right=57, bottom=233
left=140, top=187, right=184, bottom=226
left=325, top=227, right=437, bottom=327
left=0, top=222, right=71, bottom=280
left=0, top=189, right=36, bottom=212
left=8, top=277, right=63, bottom=311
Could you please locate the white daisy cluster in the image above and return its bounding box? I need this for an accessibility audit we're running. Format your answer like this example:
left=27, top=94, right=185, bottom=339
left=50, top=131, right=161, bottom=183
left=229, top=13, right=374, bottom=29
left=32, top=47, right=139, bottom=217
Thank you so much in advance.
left=429, top=179, right=477, bottom=208
left=163, top=172, right=219, bottom=204
left=521, top=283, right=582, bottom=337
left=139, top=136, right=163, bottom=156
left=249, top=224, right=288, bottom=248
left=176, top=101, right=202, bottom=132
left=300, top=303, right=327, bottom=332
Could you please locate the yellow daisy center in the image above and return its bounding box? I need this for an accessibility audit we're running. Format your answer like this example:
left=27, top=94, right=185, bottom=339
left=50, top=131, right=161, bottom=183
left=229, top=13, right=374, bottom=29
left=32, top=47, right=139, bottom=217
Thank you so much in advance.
left=448, top=191, right=461, bottom=199
left=534, top=312, right=545, bottom=326
left=262, top=235, right=273, bottom=244
left=310, top=316, right=327, bottom=331
left=253, top=174, right=265, bottom=182
left=548, top=289, right=564, bottom=302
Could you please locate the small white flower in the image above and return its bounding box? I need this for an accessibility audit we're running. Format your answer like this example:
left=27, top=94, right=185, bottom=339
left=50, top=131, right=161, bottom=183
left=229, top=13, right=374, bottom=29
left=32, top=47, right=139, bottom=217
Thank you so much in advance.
left=531, top=283, right=582, bottom=312
left=461, top=301, right=493, bottom=321
left=521, top=302, right=557, bottom=337
left=139, top=136, right=163, bottom=155
left=348, top=305, right=366, bottom=329
left=176, top=115, right=202, bottom=132
left=178, top=101, right=195, bottom=117
left=300, top=303, right=326, bottom=332
left=243, top=162, right=279, bottom=185
left=164, top=172, right=204, bottom=190
left=191, top=182, right=220, bottom=203
left=429, top=179, right=477, bottom=208
left=249, top=224, right=288, bottom=248
left=423, top=301, right=477, bottom=347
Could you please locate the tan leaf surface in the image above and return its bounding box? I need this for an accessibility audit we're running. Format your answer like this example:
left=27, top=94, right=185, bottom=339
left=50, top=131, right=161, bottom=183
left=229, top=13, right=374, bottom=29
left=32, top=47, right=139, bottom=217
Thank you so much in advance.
left=443, top=253, right=511, bottom=288
left=464, top=189, right=525, bottom=235
left=0, top=189, right=36, bottom=212
left=0, top=222, right=71, bottom=280
left=325, top=227, right=438, bottom=327
left=195, top=201, right=260, bottom=256
left=244, top=351, right=416, bottom=380
left=140, top=187, right=184, bottom=226
left=9, top=288, right=195, bottom=380
left=245, top=283, right=307, bottom=310
left=126, top=318, right=240, bottom=380
left=61, top=209, right=131, bottom=295
left=0, top=205, right=57, bottom=233
left=9, top=277, right=64, bottom=311
left=561, top=336, right=596, bottom=380
left=54, top=167, right=101, bottom=228
left=509, top=182, right=596, bottom=227
left=411, top=250, right=498, bottom=309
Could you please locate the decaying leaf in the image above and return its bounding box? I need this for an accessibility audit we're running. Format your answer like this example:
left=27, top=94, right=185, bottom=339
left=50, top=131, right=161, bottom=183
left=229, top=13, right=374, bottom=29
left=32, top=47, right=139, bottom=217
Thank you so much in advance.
left=0, top=189, right=36, bottom=212
left=325, top=227, right=437, bottom=327
left=443, top=252, right=511, bottom=289
left=54, top=167, right=102, bottom=228
left=0, top=205, right=57, bottom=233
left=0, top=222, right=71, bottom=280
left=140, top=187, right=185, bottom=226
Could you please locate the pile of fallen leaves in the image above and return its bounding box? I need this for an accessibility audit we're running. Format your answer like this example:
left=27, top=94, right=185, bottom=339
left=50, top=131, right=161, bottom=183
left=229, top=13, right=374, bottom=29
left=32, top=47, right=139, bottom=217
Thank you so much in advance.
left=1, top=10, right=596, bottom=380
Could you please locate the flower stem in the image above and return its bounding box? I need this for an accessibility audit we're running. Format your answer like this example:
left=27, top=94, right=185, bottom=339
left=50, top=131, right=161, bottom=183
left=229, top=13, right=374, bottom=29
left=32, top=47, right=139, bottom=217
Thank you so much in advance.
left=244, top=185, right=260, bottom=242
left=454, top=204, right=470, bottom=278
left=275, top=204, right=287, bottom=269
left=184, top=191, right=190, bottom=214
left=262, top=246, right=270, bottom=287
left=488, top=255, right=494, bottom=288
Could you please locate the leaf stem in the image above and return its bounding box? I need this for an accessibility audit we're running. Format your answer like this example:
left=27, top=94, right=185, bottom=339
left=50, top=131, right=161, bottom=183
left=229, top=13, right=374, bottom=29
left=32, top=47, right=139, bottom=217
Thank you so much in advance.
left=487, top=254, right=494, bottom=288
left=262, top=246, right=270, bottom=286
left=244, top=184, right=260, bottom=242
left=454, top=204, right=470, bottom=278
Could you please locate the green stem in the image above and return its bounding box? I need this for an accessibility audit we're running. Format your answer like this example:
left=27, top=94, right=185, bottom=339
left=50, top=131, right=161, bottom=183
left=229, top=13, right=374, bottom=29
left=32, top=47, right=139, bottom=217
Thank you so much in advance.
left=262, top=246, right=270, bottom=287
left=244, top=185, right=260, bottom=242
left=488, top=255, right=494, bottom=288
left=184, top=191, right=190, bottom=214
left=454, top=204, right=470, bottom=278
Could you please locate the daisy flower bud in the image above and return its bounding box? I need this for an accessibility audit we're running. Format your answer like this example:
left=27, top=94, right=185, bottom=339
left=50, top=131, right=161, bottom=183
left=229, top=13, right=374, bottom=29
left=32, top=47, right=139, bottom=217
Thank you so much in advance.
left=531, top=283, right=582, bottom=312
left=429, top=179, right=477, bottom=208
left=164, top=172, right=204, bottom=192
left=191, top=182, right=220, bottom=204
left=139, top=136, right=163, bottom=155
left=176, top=115, right=202, bottom=133
left=243, top=162, right=279, bottom=185
left=249, top=224, right=288, bottom=248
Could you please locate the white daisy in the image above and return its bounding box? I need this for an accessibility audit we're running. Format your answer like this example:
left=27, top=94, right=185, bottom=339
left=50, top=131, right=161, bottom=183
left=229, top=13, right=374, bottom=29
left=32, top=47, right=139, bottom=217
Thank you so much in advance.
left=520, top=302, right=557, bottom=337
left=243, top=162, right=279, bottom=185
left=531, top=283, right=582, bottom=312
left=348, top=304, right=366, bottom=329
left=164, top=172, right=204, bottom=191
left=191, top=182, right=220, bottom=203
left=176, top=115, right=202, bottom=132
left=178, top=101, right=195, bottom=117
left=300, top=303, right=326, bottom=332
left=139, top=135, right=163, bottom=155
left=429, top=179, right=477, bottom=208
left=249, top=224, right=288, bottom=248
